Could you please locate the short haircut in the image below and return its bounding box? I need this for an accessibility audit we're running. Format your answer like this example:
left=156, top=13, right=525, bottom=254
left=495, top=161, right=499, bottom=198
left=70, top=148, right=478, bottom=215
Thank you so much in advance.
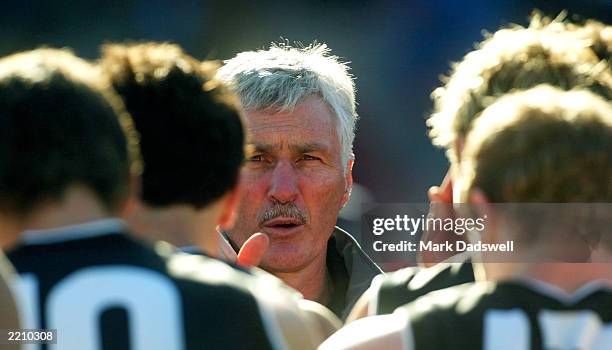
left=100, top=42, right=245, bottom=209
left=216, top=42, right=357, bottom=166
left=0, top=48, right=140, bottom=216
left=459, top=85, right=612, bottom=203
left=529, top=13, right=611, bottom=63
left=428, top=21, right=612, bottom=162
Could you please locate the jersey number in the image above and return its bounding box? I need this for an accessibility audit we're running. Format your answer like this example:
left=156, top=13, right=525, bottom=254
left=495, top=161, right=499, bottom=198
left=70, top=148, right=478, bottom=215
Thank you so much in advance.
left=13, top=266, right=185, bottom=350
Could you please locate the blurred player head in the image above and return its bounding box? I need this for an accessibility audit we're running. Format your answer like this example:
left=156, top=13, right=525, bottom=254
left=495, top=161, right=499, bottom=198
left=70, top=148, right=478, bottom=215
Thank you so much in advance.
left=428, top=21, right=612, bottom=166
left=0, top=48, right=140, bottom=246
left=216, top=43, right=356, bottom=274
left=458, top=85, right=612, bottom=278
left=420, top=17, right=612, bottom=265
left=459, top=86, right=612, bottom=203
left=100, top=42, right=245, bottom=254
left=529, top=13, right=611, bottom=64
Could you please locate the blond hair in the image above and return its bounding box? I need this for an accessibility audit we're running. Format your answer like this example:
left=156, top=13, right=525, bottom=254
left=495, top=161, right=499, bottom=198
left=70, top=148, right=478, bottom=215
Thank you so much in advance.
left=428, top=20, right=612, bottom=163
left=459, top=85, right=612, bottom=203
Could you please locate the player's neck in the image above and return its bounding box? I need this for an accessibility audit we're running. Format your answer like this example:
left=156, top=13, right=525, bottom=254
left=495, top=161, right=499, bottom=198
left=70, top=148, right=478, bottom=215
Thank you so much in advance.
left=273, top=253, right=331, bottom=306
left=22, top=185, right=113, bottom=231
left=128, top=203, right=220, bottom=256
left=482, top=262, right=612, bottom=293
left=522, top=263, right=612, bottom=293
left=129, top=204, right=197, bottom=247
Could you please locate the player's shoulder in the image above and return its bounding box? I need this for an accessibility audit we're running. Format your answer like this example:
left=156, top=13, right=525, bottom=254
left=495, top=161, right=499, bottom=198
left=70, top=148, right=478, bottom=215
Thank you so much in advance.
left=394, top=281, right=612, bottom=350
left=400, top=279, right=560, bottom=317
left=373, top=255, right=475, bottom=315
left=162, top=246, right=341, bottom=349
left=408, top=254, right=474, bottom=290
left=155, top=241, right=296, bottom=296
left=396, top=282, right=492, bottom=347
left=155, top=243, right=317, bottom=349
left=381, top=265, right=421, bottom=289
left=400, top=281, right=488, bottom=318
left=400, top=279, right=612, bottom=322
left=383, top=253, right=473, bottom=291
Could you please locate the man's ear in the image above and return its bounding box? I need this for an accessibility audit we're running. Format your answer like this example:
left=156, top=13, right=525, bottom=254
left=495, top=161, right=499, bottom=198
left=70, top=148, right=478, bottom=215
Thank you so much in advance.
left=468, top=187, right=491, bottom=221
left=428, top=168, right=453, bottom=204
left=468, top=187, right=497, bottom=244
left=341, top=156, right=354, bottom=207
left=218, top=177, right=242, bottom=230
left=469, top=188, right=489, bottom=204
left=118, top=175, right=141, bottom=219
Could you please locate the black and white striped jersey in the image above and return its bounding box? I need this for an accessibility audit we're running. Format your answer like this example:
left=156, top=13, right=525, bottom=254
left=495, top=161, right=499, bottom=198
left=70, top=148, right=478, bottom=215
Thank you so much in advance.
left=6, top=219, right=300, bottom=350
left=400, top=280, right=612, bottom=350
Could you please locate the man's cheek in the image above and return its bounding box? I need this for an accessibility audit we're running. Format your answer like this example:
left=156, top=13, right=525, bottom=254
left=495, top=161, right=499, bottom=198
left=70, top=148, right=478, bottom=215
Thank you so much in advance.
left=304, top=172, right=345, bottom=194
left=313, top=178, right=346, bottom=207
left=242, top=176, right=272, bottom=203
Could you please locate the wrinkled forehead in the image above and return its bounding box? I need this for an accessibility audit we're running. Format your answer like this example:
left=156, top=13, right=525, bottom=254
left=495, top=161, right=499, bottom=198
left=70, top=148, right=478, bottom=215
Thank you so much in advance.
left=243, top=96, right=340, bottom=152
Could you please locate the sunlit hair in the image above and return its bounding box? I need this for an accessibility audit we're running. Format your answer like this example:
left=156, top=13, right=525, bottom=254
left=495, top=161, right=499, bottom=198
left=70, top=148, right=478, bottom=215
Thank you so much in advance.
left=428, top=18, right=612, bottom=163
left=216, top=42, right=357, bottom=167
left=529, top=12, right=611, bottom=63
left=459, top=85, right=612, bottom=203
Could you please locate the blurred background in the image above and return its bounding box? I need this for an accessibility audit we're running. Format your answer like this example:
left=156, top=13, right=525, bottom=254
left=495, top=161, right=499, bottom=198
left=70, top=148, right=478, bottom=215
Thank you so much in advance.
left=2, top=0, right=610, bottom=262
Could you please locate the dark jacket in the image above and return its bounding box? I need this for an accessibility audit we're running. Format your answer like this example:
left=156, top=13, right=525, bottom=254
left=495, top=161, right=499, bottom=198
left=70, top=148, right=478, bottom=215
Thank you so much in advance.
left=326, top=226, right=382, bottom=320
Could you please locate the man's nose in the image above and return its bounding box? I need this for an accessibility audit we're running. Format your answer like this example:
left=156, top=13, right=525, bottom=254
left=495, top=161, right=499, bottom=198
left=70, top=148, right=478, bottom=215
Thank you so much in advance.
left=268, top=161, right=299, bottom=204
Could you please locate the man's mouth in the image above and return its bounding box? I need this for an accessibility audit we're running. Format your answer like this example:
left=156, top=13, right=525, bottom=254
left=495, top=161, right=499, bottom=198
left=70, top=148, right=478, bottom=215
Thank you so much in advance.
left=261, top=217, right=304, bottom=237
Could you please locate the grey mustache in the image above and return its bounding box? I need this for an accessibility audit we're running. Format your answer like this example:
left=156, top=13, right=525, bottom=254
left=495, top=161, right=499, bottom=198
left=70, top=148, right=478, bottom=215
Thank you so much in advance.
left=259, top=203, right=308, bottom=225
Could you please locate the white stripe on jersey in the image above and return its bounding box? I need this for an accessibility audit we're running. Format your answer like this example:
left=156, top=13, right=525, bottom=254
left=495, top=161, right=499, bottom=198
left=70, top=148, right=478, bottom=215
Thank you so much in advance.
left=368, top=274, right=386, bottom=316
left=20, top=219, right=126, bottom=245
left=484, top=310, right=530, bottom=350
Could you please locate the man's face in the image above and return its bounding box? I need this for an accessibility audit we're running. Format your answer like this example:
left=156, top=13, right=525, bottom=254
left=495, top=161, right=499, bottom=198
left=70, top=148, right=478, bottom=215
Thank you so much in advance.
left=228, top=95, right=352, bottom=273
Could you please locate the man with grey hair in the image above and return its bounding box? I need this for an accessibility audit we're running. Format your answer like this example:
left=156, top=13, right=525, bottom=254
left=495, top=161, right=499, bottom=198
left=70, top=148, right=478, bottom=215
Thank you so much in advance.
left=217, top=42, right=381, bottom=319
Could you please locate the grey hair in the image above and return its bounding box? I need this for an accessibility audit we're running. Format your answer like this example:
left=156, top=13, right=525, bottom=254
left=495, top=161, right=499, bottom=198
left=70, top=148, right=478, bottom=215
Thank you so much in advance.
left=216, top=42, right=357, bottom=166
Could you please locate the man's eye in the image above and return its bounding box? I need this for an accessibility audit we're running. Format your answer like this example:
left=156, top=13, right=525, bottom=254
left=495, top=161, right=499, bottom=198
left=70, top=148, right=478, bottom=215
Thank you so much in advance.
left=248, top=155, right=264, bottom=162
left=301, top=155, right=320, bottom=161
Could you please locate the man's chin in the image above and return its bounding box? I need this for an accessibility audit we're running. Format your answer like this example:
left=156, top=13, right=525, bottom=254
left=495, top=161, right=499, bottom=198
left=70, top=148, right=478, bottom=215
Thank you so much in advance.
left=259, top=245, right=311, bottom=273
